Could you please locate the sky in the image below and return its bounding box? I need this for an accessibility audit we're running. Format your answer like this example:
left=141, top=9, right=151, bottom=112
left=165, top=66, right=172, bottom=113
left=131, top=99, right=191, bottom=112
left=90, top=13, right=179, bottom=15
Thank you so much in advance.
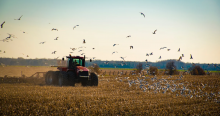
left=0, top=0, right=220, bottom=64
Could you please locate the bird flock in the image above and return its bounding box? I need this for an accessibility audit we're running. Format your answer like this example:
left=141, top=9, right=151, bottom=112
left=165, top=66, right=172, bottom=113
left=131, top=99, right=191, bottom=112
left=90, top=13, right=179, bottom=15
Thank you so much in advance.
left=112, top=73, right=220, bottom=103
left=0, top=12, right=218, bottom=68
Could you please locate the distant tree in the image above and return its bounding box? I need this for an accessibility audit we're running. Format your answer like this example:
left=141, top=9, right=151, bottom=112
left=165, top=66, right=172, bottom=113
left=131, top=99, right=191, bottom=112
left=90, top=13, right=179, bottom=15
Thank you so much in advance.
left=189, top=65, right=205, bottom=75
left=88, top=63, right=101, bottom=74
left=149, top=66, right=158, bottom=75
left=136, top=63, right=143, bottom=73
left=166, top=61, right=178, bottom=75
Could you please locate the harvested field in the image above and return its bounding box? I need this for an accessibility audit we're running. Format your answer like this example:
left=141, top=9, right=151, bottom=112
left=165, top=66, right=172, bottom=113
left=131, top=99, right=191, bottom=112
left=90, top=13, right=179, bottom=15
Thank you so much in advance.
left=0, top=66, right=220, bottom=115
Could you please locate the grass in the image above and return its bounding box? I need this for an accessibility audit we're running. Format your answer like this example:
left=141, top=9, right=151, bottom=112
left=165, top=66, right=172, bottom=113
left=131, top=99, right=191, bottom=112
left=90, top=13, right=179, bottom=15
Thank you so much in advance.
left=0, top=66, right=220, bottom=115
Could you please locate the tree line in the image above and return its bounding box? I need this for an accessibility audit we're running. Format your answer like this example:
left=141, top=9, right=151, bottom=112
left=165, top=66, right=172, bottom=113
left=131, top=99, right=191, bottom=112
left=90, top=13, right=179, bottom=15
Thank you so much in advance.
left=0, top=57, right=219, bottom=71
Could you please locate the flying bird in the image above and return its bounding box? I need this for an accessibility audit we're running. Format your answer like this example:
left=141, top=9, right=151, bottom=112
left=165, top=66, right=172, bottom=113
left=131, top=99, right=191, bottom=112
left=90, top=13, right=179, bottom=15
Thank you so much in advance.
left=92, top=48, right=95, bottom=49
left=182, top=54, right=184, bottom=57
left=177, top=56, right=182, bottom=61
left=178, top=48, right=180, bottom=52
left=51, top=28, right=58, bottom=31
left=1, top=21, right=5, bottom=28
left=153, top=29, right=157, bottom=34
left=81, top=53, right=85, bottom=55
left=104, top=61, right=109, bottom=64
left=113, top=44, right=119, bottom=47
left=190, top=54, right=193, bottom=59
left=27, top=55, right=29, bottom=57
left=150, top=52, right=153, bottom=55
left=126, top=35, right=131, bottom=38
left=73, top=25, right=79, bottom=30
left=167, top=49, right=171, bottom=51
left=52, top=51, right=57, bottom=54
left=70, top=48, right=77, bottom=51
left=83, top=39, right=86, bottom=43
left=130, top=46, right=133, bottom=49
left=146, top=53, right=149, bottom=56
left=112, top=51, right=118, bottom=54
left=39, top=41, right=46, bottom=44
left=78, top=50, right=83, bottom=52
left=159, top=56, right=161, bottom=59
left=145, top=59, right=148, bottom=63
left=54, top=37, right=58, bottom=40
left=120, top=57, right=126, bottom=61
left=14, top=15, right=23, bottom=20
left=140, top=12, right=145, bottom=18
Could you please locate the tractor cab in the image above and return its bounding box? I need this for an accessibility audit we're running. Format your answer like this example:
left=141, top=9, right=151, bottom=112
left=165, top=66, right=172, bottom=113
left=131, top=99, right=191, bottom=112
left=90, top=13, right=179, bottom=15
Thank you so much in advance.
left=66, top=55, right=85, bottom=69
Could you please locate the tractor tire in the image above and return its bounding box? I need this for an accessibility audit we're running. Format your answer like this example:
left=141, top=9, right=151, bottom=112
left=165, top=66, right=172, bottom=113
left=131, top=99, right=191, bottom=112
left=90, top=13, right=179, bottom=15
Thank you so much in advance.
left=45, top=71, right=56, bottom=85
left=67, top=71, right=75, bottom=86
left=58, top=72, right=68, bottom=86
left=89, top=72, right=98, bottom=86
left=81, top=78, right=88, bottom=86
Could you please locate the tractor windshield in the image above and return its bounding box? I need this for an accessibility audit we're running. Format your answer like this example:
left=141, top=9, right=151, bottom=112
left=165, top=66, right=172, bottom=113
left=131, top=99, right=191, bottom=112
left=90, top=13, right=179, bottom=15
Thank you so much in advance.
left=68, top=58, right=83, bottom=66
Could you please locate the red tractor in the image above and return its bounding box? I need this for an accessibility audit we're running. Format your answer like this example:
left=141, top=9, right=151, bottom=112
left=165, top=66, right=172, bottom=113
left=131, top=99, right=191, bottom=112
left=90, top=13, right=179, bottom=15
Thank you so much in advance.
left=45, top=55, right=98, bottom=86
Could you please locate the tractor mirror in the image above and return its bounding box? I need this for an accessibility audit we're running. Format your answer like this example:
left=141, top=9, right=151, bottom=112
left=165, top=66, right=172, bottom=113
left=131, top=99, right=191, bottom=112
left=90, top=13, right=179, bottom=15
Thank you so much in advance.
left=62, top=58, right=64, bottom=61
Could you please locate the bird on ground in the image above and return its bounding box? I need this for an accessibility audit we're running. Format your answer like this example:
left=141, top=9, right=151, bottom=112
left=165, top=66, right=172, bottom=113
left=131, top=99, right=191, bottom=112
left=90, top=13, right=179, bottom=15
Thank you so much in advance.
left=145, top=59, right=148, bottom=63
left=39, top=41, right=46, bottom=44
left=14, top=15, right=23, bottom=20
left=130, top=46, right=133, bottom=49
left=178, top=48, right=180, bottom=52
left=190, top=54, right=193, bottom=59
left=51, top=28, right=58, bottom=31
left=159, top=56, right=161, bottom=59
left=150, top=52, right=153, bottom=55
left=140, top=12, right=145, bottom=18
left=73, top=25, right=79, bottom=30
left=146, top=53, right=149, bottom=56
left=177, top=56, right=182, bottom=61
left=167, top=49, right=171, bottom=51
left=83, top=39, right=86, bottom=43
left=126, top=35, right=131, bottom=38
left=113, top=44, right=119, bottom=47
left=52, top=51, right=57, bottom=54
left=1, top=21, right=5, bottom=28
left=54, top=37, right=58, bottom=40
left=112, top=51, right=118, bottom=54
left=153, top=29, right=157, bottom=34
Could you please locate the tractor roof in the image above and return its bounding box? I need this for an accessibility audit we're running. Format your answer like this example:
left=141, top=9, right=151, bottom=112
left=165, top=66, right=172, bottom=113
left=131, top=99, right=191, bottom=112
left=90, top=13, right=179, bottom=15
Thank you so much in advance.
left=66, top=55, right=84, bottom=59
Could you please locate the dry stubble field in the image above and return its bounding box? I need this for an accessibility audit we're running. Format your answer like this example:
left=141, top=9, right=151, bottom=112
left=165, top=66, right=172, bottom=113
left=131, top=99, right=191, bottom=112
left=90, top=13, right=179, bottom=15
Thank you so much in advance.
left=0, top=66, right=220, bottom=115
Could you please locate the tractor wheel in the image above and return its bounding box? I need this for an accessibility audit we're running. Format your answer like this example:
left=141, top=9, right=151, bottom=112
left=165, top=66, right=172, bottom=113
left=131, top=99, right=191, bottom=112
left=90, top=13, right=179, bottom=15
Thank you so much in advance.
left=45, top=71, right=54, bottom=85
left=89, top=72, right=98, bottom=86
left=81, top=78, right=88, bottom=86
left=67, top=71, right=75, bottom=86
left=58, top=72, right=68, bottom=86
